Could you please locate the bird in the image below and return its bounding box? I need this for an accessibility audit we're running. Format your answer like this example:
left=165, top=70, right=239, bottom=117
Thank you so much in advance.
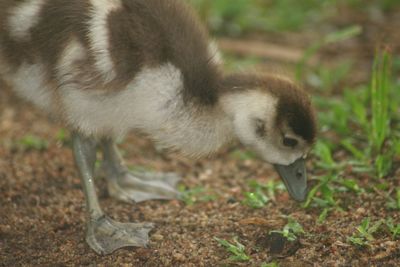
left=0, top=0, right=317, bottom=255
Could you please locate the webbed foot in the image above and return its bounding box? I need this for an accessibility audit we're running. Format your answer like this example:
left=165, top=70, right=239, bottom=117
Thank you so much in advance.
left=86, top=215, right=154, bottom=255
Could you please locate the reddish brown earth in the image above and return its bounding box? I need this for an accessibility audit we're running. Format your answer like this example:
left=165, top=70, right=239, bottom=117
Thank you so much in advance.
left=1, top=76, right=399, bottom=266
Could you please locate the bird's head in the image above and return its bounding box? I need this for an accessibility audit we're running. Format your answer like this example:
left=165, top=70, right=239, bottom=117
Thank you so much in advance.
left=220, top=73, right=317, bottom=201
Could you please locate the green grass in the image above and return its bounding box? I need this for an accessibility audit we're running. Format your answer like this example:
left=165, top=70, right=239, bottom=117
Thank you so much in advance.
left=347, top=218, right=383, bottom=247
left=55, top=128, right=72, bottom=147
left=229, top=148, right=258, bottom=161
left=386, top=188, right=400, bottom=210
left=214, top=237, right=250, bottom=262
left=261, top=262, right=279, bottom=267
left=370, top=51, right=393, bottom=177
left=370, top=52, right=391, bottom=151
left=347, top=217, right=400, bottom=246
left=178, top=185, right=217, bottom=205
left=271, top=217, right=305, bottom=242
left=191, top=0, right=400, bottom=36
left=307, top=60, right=354, bottom=94
left=297, top=25, right=362, bottom=81
left=190, top=0, right=340, bottom=35
left=385, top=218, right=400, bottom=239
left=17, top=135, right=48, bottom=151
left=343, top=0, right=400, bottom=11
left=305, top=49, right=398, bottom=216
left=243, top=190, right=269, bottom=209
left=242, top=180, right=285, bottom=208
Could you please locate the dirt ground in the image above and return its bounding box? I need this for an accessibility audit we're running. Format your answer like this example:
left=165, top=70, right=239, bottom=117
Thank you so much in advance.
left=1, top=76, right=399, bottom=266
left=1, top=6, right=400, bottom=267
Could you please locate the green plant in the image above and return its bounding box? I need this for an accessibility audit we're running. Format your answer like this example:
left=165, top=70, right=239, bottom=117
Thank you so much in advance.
left=229, top=148, right=258, bottom=160
left=242, top=180, right=285, bottom=208
left=395, top=138, right=400, bottom=155
left=190, top=0, right=337, bottom=35
left=342, top=0, right=400, bottom=11
left=385, top=218, right=400, bottom=239
left=370, top=51, right=391, bottom=151
left=338, top=178, right=364, bottom=194
left=243, top=191, right=269, bottom=209
left=297, top=25, right=362, bottom=80
left=341, top=139, right=366, bottom=161
left=308, top=60, right=353, bottom=93
left=178, top=185, right=217, bottom=206
left=317, top=207, right=332, bottom=224
left=214, top=237, right=250, bottom=262
left=264, top=180, right=286, bottom=201
left=190, top=0, right=266, bottom=35
left=386, top=188, right=400, bottom=210
left=343, top=87, right=369, bottom=132
left=18, top=135, right=48, bottom=151
left=313, top=140, right=338, bottom=170
left=303, top=174, right=337, bottom=209
left=258, top=0, right=330, bottom=32
left=347, top=218, right=382, bottom=246
left=56, top=128, right=67, bottom=143
left=271, top=217, right=305, bottom=242
left=55, top=128, right=72, bottom=147
left=261, top=262, right=279, bottom=267
left=311, top=50, right=396, bottom=187
left=369, top=51, right=393, bottom=177
left=242, top=181, right=269, bottom=209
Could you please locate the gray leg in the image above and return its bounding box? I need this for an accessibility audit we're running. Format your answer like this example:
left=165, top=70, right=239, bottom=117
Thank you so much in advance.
left=72, top=133, right=153, bottom=255
left=101, top=139, right=181, bottom=203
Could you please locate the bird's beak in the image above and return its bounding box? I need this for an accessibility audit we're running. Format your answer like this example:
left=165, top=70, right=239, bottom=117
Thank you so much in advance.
left=274, top=158, right=307, bottom=202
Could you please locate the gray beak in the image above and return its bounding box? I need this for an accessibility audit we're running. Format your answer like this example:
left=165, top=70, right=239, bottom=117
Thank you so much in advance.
left=274, top=158, right=307, bottom=202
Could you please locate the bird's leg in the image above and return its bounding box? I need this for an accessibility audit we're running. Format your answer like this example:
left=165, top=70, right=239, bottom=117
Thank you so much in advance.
left=72, top=133, right=153, bottom=255
left=101, top=138, right=181, bottom=203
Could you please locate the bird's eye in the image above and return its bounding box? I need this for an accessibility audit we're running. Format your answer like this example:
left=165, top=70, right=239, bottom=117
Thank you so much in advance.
left=283, top=137, right=298, bottom=148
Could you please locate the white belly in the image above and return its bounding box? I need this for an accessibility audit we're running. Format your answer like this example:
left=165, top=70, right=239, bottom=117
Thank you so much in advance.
left=59, top=63, right=183, bottom=138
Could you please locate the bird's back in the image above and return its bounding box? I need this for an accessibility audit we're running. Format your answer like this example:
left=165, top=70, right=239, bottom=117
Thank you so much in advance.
left=0, top=0, right=221, bottom=107
left=0, top=0, right=221, bottom=137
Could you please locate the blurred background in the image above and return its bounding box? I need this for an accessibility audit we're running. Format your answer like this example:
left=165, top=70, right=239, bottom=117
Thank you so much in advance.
left=189, top=0, right=400, bottom=84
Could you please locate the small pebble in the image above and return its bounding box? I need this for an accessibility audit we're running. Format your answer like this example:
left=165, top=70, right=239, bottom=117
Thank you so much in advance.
left=356, top=207, right=366, bottom=214
left=0, top=224, right=11, bottom=233
left=173, top=252, right=186, bottom=262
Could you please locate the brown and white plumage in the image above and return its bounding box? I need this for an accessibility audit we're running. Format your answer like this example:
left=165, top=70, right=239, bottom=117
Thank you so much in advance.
left=0, top=0, right=317, bottom=254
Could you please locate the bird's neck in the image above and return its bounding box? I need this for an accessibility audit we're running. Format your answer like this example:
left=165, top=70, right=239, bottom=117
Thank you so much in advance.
left=129, top=63, right=234, bottom=157
left=159, top=103, right=235, bottom=157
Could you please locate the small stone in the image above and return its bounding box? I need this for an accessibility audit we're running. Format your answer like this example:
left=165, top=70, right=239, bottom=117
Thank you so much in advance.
left=173, top=252, right=186, bottom=262
left=171, top=232, right=179, bottom=239
left=0, top=224, right=11, bottom=233
left=356, top=207, right=365, bottom=214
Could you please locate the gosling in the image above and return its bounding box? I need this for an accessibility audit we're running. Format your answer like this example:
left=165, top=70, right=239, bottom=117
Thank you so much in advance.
left=0, top=0, right=317, bottom=255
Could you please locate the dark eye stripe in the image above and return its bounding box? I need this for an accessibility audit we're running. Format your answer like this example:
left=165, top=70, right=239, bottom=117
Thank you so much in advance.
left=283, top=137, right=298, bottom=148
